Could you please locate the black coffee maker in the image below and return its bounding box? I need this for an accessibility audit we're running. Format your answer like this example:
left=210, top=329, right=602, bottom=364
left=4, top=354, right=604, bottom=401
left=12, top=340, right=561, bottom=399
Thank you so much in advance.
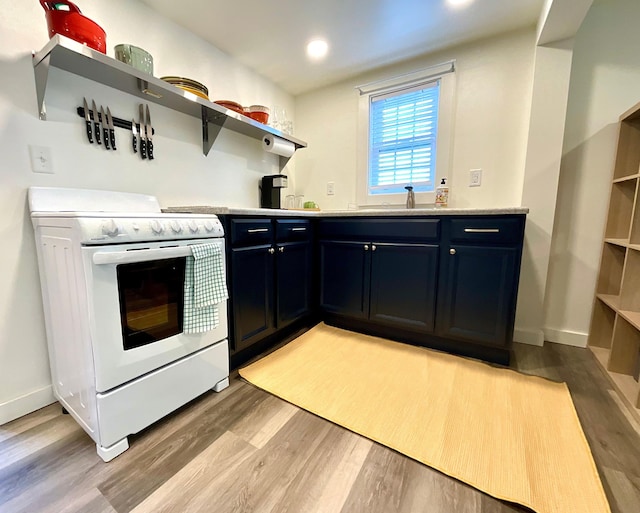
left=260, top=174, right=288, bottom=209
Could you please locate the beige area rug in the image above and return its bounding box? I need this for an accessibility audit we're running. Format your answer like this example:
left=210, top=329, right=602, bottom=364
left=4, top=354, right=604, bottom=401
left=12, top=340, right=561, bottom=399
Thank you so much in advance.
left=239, top=323, right=611, bottom=513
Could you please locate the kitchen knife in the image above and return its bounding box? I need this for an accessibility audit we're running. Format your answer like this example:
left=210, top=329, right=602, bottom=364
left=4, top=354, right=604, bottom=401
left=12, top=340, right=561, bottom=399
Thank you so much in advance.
left=146, top=104, right=154, bottom=160
left=83, top=98, right=93, bottom=143
left=100, top=106, right=110, bottom=150
left=139, top=104, right=147, bottom=159
left=131, top=118, right=138, bottom=154
left=107, top=107, right=116, bottom=150
left=92, top=100, right=101, bottom=145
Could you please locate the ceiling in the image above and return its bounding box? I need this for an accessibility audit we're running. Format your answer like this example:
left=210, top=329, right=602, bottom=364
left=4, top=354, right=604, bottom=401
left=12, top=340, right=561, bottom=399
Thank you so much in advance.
left=140, top=0, right=546, bottom=95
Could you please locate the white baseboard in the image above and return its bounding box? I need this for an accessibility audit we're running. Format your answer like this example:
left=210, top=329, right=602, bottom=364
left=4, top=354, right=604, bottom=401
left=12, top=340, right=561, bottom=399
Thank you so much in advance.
left=513, top=328, right=545, bottom=346
left=0, top=385, right=56, bottom=426
left=543, top=328, right=588, bottom=348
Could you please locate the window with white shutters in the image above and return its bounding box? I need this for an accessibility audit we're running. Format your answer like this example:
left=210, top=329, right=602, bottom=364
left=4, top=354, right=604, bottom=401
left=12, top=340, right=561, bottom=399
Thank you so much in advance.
left=356, top=62, right=455, bottom=207
left=369, top=81, right=440, bottom=195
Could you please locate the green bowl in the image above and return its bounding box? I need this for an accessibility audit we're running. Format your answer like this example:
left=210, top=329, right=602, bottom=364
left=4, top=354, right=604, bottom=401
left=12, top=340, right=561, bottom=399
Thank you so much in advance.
left=114, top=44, right=153, bottom=75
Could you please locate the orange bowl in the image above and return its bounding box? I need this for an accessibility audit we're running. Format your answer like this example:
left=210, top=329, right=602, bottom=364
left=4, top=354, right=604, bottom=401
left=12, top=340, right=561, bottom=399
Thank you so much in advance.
left=214, top=100, right=245, bottom=115
left=248, top=111, right=269, bottom=124
left=247, top=105, right=270, bottom=124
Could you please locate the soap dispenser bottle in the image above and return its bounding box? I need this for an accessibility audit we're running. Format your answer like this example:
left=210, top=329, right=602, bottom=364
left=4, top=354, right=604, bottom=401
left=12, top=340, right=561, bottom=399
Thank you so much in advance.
left=405, top=185, right=415, bottom=209
left=435, top=178, right=449, bottom=208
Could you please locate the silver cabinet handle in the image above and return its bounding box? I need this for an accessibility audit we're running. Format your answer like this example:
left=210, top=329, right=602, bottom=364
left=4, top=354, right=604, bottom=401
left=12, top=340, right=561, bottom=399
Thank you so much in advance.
left=291, top=227, right=307, bottom=232
left=464, top=228, right=500, bottom=233
left=364, top=244, right=369, bottom=251
left=248, top=228, right=269, bottom=233
left=268, top=247, right=275, bottom=254
left=450, top=248, right=456, bottom=255
left=371, top=245, right=377, bottom=251
left=278, top=246, right=284, bottom=253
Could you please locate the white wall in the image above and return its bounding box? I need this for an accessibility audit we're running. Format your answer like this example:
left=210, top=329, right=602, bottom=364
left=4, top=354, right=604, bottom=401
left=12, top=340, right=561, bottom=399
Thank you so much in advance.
left=294, top=28, right=537, bottom=211
left=514, top=39, right=575, bottom=347
left=0, top=0, right=296, bottom=424
left=544, top=0, right=640, bottom=343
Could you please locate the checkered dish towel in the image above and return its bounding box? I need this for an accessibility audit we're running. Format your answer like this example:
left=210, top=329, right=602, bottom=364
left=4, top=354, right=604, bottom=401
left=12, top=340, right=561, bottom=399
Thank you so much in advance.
left=184, top=243, right=228, bottom=334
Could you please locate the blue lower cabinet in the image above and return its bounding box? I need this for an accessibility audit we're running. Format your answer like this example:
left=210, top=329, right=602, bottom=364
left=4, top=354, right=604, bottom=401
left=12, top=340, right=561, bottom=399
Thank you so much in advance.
left=319, top=240, right=439, bottom=332
left=369, top=243, right=439, bottom=333
left=317, top=215, right=525, bottom=363
left=276, top=241, right=313, bottom=328
left=319, top=240, right=370, bottom=319
left=226, top=217, right=314, bottom=362
left=230, top=244, right=276, bottom=352
left=437, top=245, right=518, bottom=347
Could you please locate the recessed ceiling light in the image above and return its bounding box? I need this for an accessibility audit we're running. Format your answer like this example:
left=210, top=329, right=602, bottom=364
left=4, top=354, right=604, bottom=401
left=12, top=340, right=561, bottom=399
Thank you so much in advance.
left=447, top=0, right=474, bottom=8
left=306, top=39, right=329, bottom=61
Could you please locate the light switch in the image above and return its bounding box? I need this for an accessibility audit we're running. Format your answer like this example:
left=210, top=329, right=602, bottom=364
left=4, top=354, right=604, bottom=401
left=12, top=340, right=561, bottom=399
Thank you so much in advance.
left=29, top=145, right=53, bottom=174
left=327, top=181, right=335, bottom=195
left=470, top=168, right=482, bottom=187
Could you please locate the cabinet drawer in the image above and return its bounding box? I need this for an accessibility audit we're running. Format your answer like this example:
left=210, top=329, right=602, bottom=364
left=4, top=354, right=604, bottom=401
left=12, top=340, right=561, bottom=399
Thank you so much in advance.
left=230, top=219, right=273, bottom=246
left=276, top=219, right=312, bottom=242
left=449, top=217, right=524, bottom=245
left=318, top=218, right=440, bottom=242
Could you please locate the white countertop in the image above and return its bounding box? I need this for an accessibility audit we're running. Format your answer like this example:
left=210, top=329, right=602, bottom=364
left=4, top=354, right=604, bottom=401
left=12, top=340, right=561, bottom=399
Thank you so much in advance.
left=163, top=206, right=529, bottom=217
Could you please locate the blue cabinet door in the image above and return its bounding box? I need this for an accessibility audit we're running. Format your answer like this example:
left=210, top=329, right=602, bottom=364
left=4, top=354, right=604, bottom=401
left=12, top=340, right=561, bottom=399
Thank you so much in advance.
left=276, top=241, right=312, bottom=328
left=437, top=245, right=518, bottom=346
left=230, top=244, right=276, bottom=352
left=369, top=243, right=439, bottom=333
left=320, top=241, right=370, bottom=319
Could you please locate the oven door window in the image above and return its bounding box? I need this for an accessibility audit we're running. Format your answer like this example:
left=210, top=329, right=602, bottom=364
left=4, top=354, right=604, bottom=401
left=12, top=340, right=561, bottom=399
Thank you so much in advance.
left=117, top=257, right=186, bottom=350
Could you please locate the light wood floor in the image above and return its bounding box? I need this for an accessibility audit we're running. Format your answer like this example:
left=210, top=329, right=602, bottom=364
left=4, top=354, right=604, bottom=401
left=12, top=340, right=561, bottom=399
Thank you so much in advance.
left=1, top=341, right=639, bottom=513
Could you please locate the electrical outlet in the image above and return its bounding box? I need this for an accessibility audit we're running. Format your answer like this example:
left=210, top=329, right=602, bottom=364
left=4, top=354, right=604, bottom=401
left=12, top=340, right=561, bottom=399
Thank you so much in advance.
left=29, top=145, right=53, bottom=174
left=327, top=181, right=335, bottom=195
left=469, top=168, right=482, bottom=187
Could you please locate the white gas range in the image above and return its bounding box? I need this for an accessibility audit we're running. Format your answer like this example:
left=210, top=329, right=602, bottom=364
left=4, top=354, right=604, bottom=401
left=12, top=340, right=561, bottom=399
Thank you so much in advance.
left=29, top=187, right=230, bottom=462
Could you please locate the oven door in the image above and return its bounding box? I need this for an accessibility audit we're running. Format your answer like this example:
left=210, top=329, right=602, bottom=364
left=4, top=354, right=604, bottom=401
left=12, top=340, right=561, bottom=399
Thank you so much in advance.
left=82, top=238, right=228, bottom=393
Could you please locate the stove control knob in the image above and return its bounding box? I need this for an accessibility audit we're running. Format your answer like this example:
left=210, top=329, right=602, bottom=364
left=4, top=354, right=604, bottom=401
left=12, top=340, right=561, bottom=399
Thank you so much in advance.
left=170, top=220, right=182, bottom=233
left=150, top=220, right=164, bottom=234
left=101, top=219, right=119, bottom=237
left=204, top=220, right=215, bottom=232
left=188, top=220, right=199, bottom=233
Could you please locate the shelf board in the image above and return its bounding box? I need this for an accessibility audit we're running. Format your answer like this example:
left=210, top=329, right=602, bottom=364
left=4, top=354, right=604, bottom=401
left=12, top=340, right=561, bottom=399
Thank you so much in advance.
left=612, top=173, right=640, bottom=183
left=604, top=238, right=629, bottom=247
left=609, top=372, right=640, bottom=413
left=618, top=309, right=640, bottom=331
left=590, top=346, right=611, bottom=369
left=597, top=293, right=621, bottom=311
left=596, top=295, right=640, bottom=330
left=590, top=346, right=640, bottom=422
left=32, top=35, right=306, bottom=159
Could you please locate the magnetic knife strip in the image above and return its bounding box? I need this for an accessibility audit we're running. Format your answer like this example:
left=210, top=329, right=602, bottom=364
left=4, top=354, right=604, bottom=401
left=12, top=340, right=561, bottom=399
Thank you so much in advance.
left=76, top=107, right=155, bottom=135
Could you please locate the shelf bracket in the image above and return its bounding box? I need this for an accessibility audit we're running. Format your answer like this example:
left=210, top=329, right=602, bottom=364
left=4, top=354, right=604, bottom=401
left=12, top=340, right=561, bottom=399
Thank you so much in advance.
left=202, top=106, right=224, bottom=156
left=33, top=53, right=51, bottom=120
left=279, top=155, right=293, bottom=170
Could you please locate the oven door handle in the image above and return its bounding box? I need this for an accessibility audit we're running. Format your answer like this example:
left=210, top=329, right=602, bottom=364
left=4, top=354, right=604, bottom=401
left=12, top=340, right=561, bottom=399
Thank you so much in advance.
left=92, top=245, right=194, bottom=265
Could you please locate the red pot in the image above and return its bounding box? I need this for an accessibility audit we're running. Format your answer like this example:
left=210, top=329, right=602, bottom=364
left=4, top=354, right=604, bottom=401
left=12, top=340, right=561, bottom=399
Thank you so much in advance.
left=40, top=1, right=106, bottom=54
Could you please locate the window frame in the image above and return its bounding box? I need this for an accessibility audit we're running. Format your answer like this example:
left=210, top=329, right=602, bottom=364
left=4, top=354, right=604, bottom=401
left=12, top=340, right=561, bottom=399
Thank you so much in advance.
left=356, top=65, right=456, bottom=207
